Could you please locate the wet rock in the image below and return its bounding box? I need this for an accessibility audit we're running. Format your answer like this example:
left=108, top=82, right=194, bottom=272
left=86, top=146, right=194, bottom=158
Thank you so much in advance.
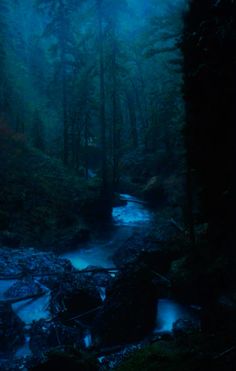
left=96, top=265, right=157, bottom=346
left=82, top=266, right=112, bottom=288
left=112, top=231, right=152, bottom=267
left=0, top=303, right=24, bottom=352
left=50, top=273, right=102, bottom=325
left=173, top=319, right=199, bottom=337
left=113, top=221, right=186, bottom=269
left=0, top=247, right=74, bottom=278
left=29, top=320, right=84, bottom=357
left=98, top=344, right=143, bottom=370
left=4, top=277, right=43, bottom=299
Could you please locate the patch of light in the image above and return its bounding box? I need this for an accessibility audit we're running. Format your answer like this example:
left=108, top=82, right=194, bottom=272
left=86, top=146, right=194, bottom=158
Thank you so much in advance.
left=12, top=292, right=51, bottom=325
left=15, top=335, right=32, bottom=358
left=0, top=280, right=16, bottom=299
left=112, top=194, right=152, bottom=226
left=83, top=330, right=92, bottom=349
left=155, top=299, right=197, bottom=333
left=98, top=287, right=106, bottom=302
left=62, top=246, right=115, bottom=270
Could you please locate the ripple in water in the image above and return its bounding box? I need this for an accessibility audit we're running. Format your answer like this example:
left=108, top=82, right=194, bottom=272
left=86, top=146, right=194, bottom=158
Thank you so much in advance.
left=112, top=194, right=153, bottom=226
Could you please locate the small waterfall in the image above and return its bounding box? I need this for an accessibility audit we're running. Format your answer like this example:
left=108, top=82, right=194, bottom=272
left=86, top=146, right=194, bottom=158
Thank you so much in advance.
left=155, top=299, right=199, bottom=333
left=98, top=287, right=106, bottom=302
left=83, top=330, right=92, bottom=349
left=15, top=335, right=31, bottom=358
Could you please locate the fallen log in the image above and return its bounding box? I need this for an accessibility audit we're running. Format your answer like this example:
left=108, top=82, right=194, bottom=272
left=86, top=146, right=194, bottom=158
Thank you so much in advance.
left=0, top=268, right=119, bottom=281
left=0, top=291, right=46, bottom=305
left=170, top=218, right=185, bottom=233
left=66, top=306, right=103, bottom=322
left=214, top=346, right=236, bottom=360
left=0, top=274, right=23, bottom=280
left=151, top=270, right=171, bottom=285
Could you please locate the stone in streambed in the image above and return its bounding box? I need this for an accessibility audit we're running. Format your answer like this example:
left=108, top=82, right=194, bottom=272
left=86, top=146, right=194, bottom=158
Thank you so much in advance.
left=4, top=277, right=43, bottom=299
left=29, top=319, right=84, bottom=357
left=95, top=265, right=157, bottom=346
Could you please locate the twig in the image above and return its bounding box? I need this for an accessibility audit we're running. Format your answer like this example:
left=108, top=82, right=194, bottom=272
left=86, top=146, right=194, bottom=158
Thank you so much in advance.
left=214, top=346, right=236, bottom=360
left=151, top=270, right=171, bottom=285
left=66, top=306, right=102, bottom=322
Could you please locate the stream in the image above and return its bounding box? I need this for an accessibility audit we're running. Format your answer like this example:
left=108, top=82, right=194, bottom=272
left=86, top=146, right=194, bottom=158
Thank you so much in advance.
left=0, top=194, right=198, bottom=360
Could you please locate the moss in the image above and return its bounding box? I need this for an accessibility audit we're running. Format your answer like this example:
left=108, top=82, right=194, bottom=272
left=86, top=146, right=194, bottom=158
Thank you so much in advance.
left=116, top=341, right=198, bottom=371
left=0, top=128, right=111, bottom=247
left=116, top=335, right=236, bottom=371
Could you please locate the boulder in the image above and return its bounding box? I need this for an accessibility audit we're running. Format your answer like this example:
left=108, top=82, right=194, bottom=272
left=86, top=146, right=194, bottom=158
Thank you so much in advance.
left=4, top=277, right=43, bottom=299
left=96, top=265, right=157, bottom=346
left=29, top=320, right=83, bottom=357
left=50, top=273, right=102, bottom=325
left=173, top=319, right=199, bottom=337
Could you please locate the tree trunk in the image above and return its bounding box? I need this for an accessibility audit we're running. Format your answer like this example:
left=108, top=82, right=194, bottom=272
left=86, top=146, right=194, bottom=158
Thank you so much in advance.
left=97, top=0, right=108, bottom=192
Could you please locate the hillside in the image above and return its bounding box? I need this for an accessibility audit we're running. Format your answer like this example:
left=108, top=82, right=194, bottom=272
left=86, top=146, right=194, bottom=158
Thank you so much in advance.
left=0, top=127, right=110, bottom=248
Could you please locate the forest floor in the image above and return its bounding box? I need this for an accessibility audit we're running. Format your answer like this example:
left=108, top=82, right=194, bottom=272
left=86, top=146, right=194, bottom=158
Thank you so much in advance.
left=0, top=127, right=111, bottom=249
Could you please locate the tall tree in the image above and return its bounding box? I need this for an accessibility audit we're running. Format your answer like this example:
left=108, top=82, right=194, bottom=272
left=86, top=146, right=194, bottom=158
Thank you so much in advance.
left=96, top=0, right=108, bottom=191
left=37, top=0, right=81, bottom=165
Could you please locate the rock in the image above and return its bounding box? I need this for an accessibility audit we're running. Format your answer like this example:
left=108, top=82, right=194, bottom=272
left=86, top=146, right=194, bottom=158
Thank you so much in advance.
left=50, top=273, right=102, bottom=325
left=0, top=247, right=74, bottom=278
left=173, top=319, right=199, bottom=337
left=4, top=277, right=43, bottom=299
left=29, top=320, right=84, bottom=357
left=96, top=265, right=157, bottom=346
left=0, top=303, right=24, bottom=352
left=82, top=266, right=112, bottom=288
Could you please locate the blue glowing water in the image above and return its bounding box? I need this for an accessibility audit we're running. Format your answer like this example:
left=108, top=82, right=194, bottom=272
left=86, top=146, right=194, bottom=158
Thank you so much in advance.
left=12, top=292, right=51, bottom=324
left=0, top=279, right=51, bottom=325
left=62, top=194, right=153, bottom=270
left=62, top=242, right=115, bottom=270
left=98, top=287, right=106, bottom=302
left=155, top=299, right=199, bottom=333
left=112, top=194, right=153, bottom=226
left=0, top=280, right=16, bottom=299
left=15, top=335, right=31, bottom=358
left=83, top=330, right=93, bottom=348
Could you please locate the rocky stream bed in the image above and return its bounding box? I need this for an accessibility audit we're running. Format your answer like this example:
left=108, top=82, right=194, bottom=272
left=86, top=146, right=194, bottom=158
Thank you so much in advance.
left=0, top=195, right=200, bottom=370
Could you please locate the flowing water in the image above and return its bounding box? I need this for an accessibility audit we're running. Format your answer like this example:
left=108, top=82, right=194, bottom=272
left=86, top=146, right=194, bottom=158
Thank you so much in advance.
left=62, top=194, right=154, bottom=269
left=155, top=299, right=200, bottom=333
left=0, top=194, right=197, bottom=360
